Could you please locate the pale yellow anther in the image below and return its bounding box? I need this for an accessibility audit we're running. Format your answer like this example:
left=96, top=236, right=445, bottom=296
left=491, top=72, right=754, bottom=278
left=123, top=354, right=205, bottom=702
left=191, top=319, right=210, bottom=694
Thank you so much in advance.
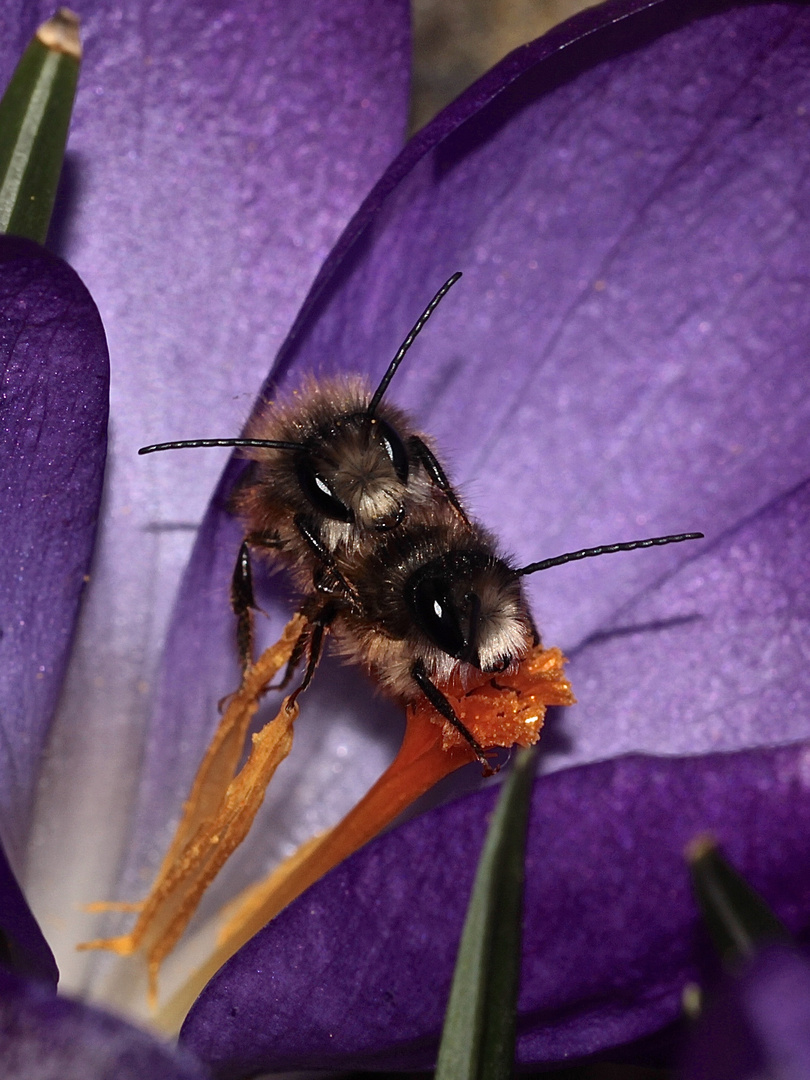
left=81, top=614, right=573, bottom=1025
left=79, top=614, right=308, bottom=1010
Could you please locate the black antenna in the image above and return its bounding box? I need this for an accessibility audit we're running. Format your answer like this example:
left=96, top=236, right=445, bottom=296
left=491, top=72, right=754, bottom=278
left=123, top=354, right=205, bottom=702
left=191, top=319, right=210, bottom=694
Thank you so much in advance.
left=366, top=271, right=463, bottom=418
left=138, top=437, right=305, bottom=456
left=141, top=272, right=463, bottom=455
left=516, top=532, right=704, bottom=577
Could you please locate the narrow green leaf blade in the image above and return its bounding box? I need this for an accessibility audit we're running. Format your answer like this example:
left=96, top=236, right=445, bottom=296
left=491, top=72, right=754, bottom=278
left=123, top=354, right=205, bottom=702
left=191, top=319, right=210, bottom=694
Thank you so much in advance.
left=0, top=9, right=81, bottom=244
left=435, top=746, right=537, bottom=1080
left=688, top=834, right=791, bottom=965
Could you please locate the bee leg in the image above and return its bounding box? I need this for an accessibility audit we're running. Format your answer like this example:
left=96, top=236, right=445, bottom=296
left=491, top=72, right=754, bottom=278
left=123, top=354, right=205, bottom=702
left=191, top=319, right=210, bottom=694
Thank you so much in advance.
left=311, top=566, right=362, bottom=614
left=408, top=436, right=470, bottom=525
left=286, top=604, right=335, bottom=711
left=270, top=619, right=313, bottom=693
left=231, top=540, right=258, bottom=673
left=294, top=514, right=360, bottom=604
left=230, top=532, right=285, bottom=674
left=411, top=659, right=488, bottom=768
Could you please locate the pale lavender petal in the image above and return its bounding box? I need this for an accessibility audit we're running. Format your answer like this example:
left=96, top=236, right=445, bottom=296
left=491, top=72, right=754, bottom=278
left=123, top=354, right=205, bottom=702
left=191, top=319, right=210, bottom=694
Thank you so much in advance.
left=0, top=237, right=108, bottom=873
left=682, top=946, right=810, bottom=1080
left=6, top=0, right=411, bottom=985
left=182, top=739, right=810, bottom=1073
left=134, top=0, right=810, bottom=929
left=0, top=843, right=57, bottom=987
left=0, top=968, right=208, bottom=1080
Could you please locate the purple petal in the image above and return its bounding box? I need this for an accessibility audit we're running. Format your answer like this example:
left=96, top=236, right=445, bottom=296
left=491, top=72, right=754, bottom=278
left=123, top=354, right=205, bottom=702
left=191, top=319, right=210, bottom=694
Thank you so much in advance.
left=542, top=470, right=810, bottom=770
left=135, top=0, right=810, bottom=917
left=0, top=842, right=57, bottom=987
left=0, top=967, right=208, bottom=1080
left=182, top=468, right=810, bottom=1069
left=682, top=946, right=810, bottom=1080
left=8, top=0, right=410, bottom=982
left=0, top=237, right=108, bottom=872
left=182, top=739, right=810, bottom=1073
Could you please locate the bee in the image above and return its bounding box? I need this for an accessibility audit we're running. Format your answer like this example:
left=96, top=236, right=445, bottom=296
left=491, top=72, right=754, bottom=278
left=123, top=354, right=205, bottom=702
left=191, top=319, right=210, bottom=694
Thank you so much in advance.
left=140, top=274, right=470, bottom=669
left=141, top=274, right=703, bottom=767
left=292, top=500, right=702, bottom=766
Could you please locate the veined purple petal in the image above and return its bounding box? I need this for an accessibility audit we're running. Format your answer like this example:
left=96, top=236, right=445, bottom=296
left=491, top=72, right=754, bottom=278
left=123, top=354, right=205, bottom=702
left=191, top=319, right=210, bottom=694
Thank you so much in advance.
left=182, top=739, right=810, bottom=1074
left=135, top=0, right=810, bottom=938
left=0, top=843, right=57, bottom=988
left=0, top=967, right=207, bottom=1080
left=682, top=946, right=810, bottom=1080
left=0, top=237, right=108, bottom=873
left=5, top=0, right=411, bottom=986
left=183, top=469, right=810, bottom=1070
left=542, top=473, right=810, bottom=770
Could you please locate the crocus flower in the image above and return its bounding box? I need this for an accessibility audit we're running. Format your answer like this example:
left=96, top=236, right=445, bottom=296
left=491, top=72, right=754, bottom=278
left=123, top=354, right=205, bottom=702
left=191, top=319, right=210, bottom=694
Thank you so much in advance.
left=3, top=0, right=810, bottom=1076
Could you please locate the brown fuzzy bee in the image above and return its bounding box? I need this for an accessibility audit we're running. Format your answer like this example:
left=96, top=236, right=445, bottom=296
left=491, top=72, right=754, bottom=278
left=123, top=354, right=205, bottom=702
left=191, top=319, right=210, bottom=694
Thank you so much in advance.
left=141, top=273, right=703, bottom=765
left=141, top=274, right=470, bottom=668
left=296, top=501, right=701, bottom=763
left=338, top=508, right=535, bottom=700
left=230, top=371, right=465, bottom=583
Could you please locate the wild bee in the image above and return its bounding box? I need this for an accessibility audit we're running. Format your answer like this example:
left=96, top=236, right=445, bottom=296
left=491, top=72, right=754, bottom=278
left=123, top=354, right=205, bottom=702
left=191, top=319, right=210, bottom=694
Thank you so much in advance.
left=140, top=274, right=469, bottom=668
left=291, top=500, right=702, bottom=765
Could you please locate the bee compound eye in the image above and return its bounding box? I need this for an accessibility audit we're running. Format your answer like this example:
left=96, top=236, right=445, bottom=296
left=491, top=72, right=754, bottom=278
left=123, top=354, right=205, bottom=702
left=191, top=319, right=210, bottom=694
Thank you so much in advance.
left=295, top=454, right=354, bottom=523
left=375, top=418, right=409, bottom=484
left=408, top=573, right=467, bottom=660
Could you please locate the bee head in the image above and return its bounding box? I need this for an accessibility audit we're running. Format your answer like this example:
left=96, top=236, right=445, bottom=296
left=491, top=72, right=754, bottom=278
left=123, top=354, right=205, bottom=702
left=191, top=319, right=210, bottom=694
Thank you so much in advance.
left=405, top=551, right=533, bottom=674
left=296, top=413, right=411, bottom=532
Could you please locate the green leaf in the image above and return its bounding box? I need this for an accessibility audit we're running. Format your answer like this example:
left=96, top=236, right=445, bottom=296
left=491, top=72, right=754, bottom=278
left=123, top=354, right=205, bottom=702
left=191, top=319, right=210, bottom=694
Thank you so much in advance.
left=435, top=746, right=537, bottom=1080
left=0, top=9, right=81, bottom=244
left=687, top=834, right=791, bottom=965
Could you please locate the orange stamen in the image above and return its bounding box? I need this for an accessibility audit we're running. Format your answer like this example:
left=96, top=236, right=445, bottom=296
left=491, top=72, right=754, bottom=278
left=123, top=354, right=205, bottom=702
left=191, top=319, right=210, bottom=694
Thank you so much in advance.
left=154, top=644, right=573, bottom=1028
left=79, top=614, right=308, bottom=1009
